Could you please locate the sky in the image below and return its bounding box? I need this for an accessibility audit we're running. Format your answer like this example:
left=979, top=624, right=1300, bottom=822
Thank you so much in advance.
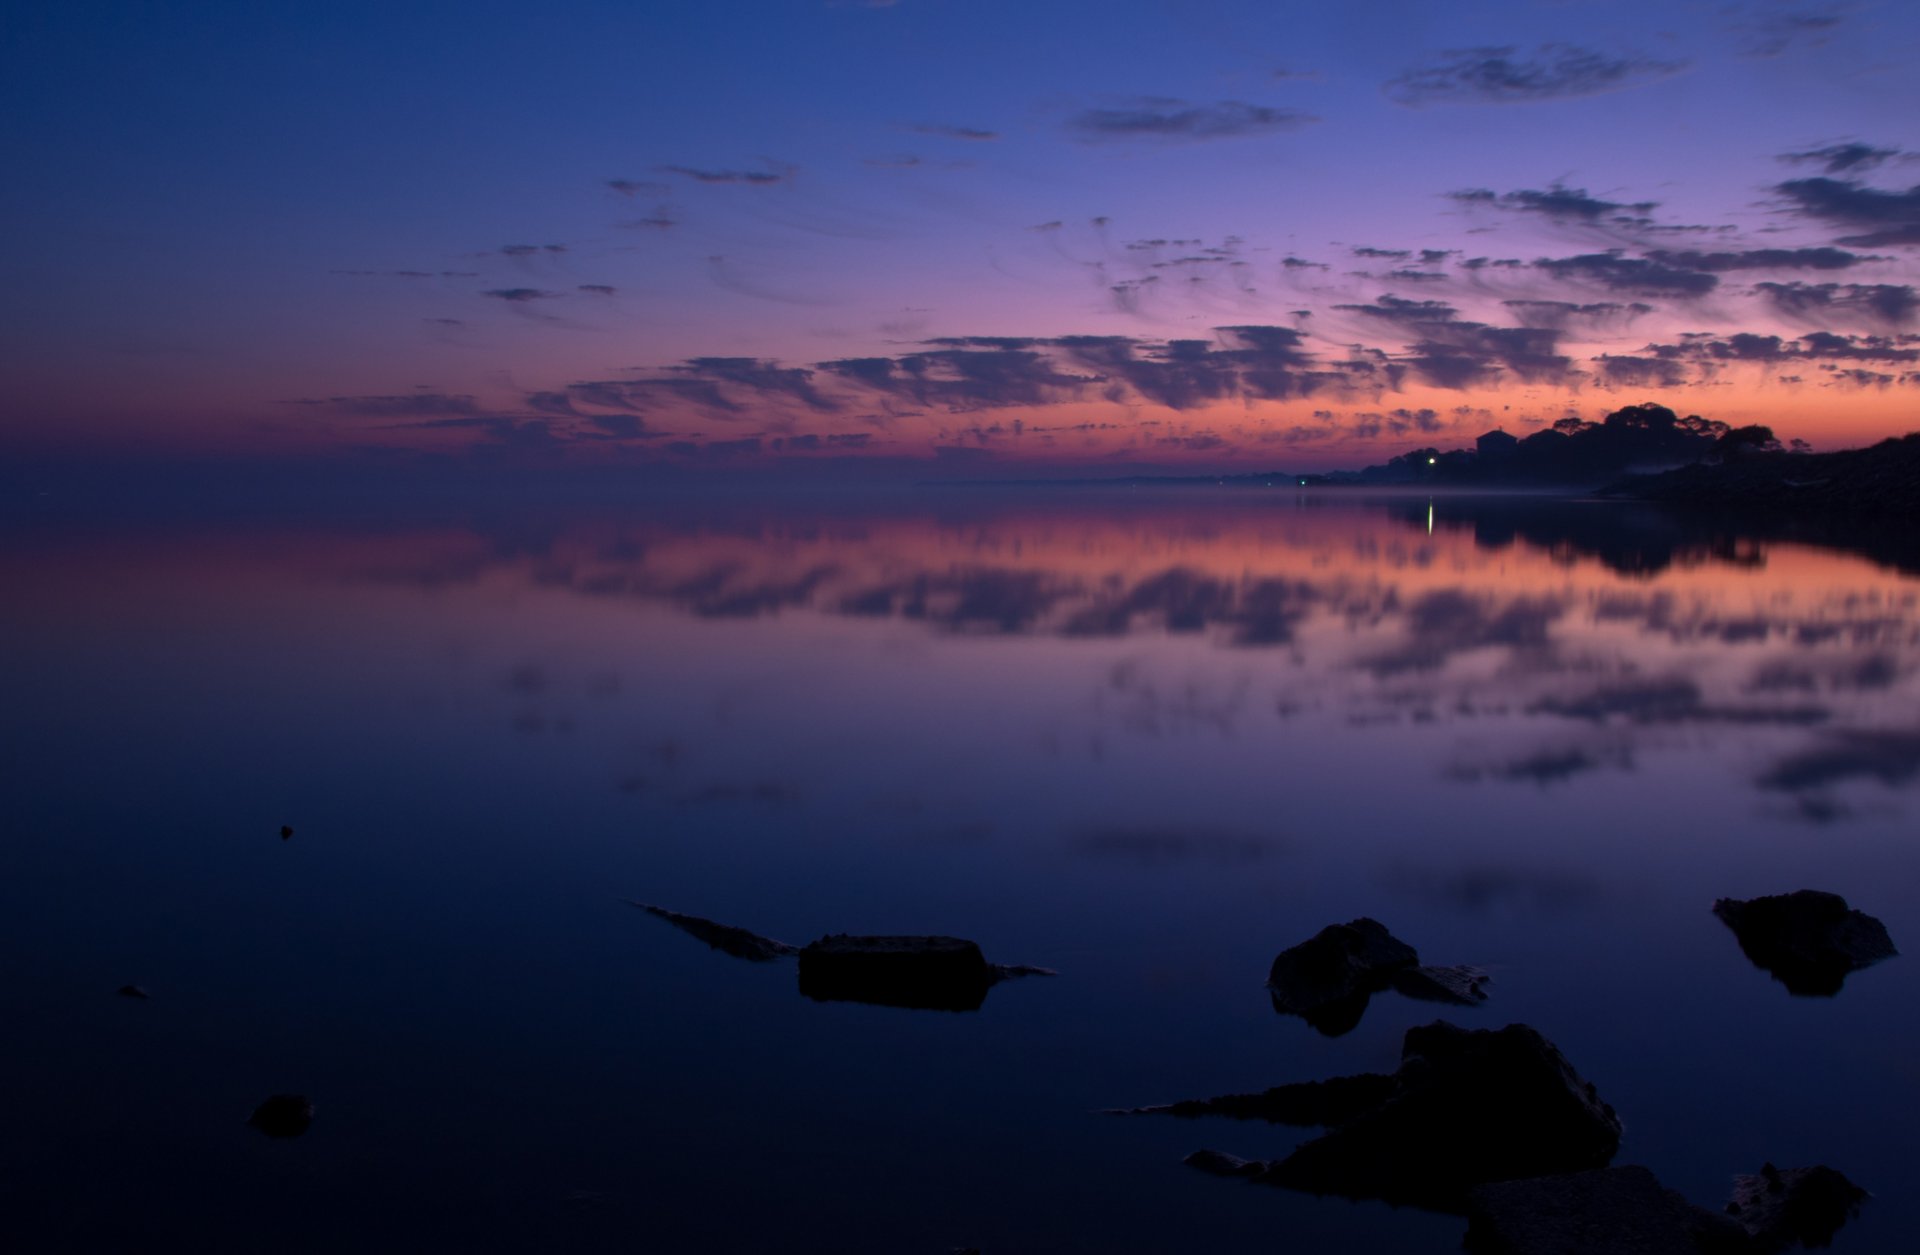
left=4, top=0, right=1919, bottom=476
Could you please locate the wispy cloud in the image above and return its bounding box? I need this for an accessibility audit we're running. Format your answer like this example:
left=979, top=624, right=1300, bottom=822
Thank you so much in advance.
left=908, top=122, right=998, bottom=141
left=1067, top=98, right=1317, bottom=142
left=658, top=163, right=796, bottom=185
left=1387, top=44, right=1686, bottom=106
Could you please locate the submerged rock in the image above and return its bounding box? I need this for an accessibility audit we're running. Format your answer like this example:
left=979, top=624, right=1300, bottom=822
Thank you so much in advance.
left=1727, top=1163, right=1867, bottom=1251
left=1266, top=918, right=1486, bottom=1034
left=798, top=935, right=999, bottom=1011
left=1713, top=891, right=1897, bottom=996
left=1467, top=1166, right=1748, bottom=1254
left=246, top=1094, right=314, bottom=1139
left=630, top=902, right=799, bottom=962
left=279, top=825, right=293, bottom=840
left=1189, top=1021, right=1621, bottom=1212
left=116, top=985, right=149, bottom=999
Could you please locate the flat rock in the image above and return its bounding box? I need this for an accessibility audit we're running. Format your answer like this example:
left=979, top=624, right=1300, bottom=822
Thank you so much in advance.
left=1112, top=1071, right=1396, bottom=1126
left=247, top=1094, right=314, bottom=1139
left=1713, top=891, right=1897, bottom=996
left=630, top=902, right=799, bottom=962
left=1251, top=1021, right=1622, bottom=1211
left=798, top=934, right=996, bottom=1011
left=1467, top=1166, right=1748, bottom=1254
left=1727, top=1163, right=1867, bottom=1251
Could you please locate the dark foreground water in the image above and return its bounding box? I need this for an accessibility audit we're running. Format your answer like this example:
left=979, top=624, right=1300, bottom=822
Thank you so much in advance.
left=3, top=487, right=1916, bottom=1252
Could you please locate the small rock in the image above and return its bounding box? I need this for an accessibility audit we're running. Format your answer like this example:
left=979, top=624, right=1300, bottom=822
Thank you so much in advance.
left=1713, top=890, right=1897, bottom=996
left=630, top=902, right=799, bottom=962
left=1727, top=1163, right=1867, bottom=1250
left=246, top=1094, right=314, bottom=1139
left=1267, top=918, right=1486, bottom=1034
left=279, top=825, right=293, bottom=840
left=798, top=934, right=996, bottom=1011
left=116, top=985, right=150, bottom=999
left=1266, top=918, right=1417, bottom=1032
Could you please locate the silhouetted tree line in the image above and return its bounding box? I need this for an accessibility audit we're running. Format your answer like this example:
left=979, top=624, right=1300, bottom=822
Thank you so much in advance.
left=1352, top=404, right=1769, bottom=486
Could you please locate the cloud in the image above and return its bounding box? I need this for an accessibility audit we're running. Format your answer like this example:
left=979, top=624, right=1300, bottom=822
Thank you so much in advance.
left=1757, top=282, right=1918, bottom=327
left=1643, top=247, right=1869, bottom=272
left=1773, top=176, right=1920, bottom=246
left=292, top=393, right=480, bottom=417
left=1386, top=45, right=1686, bottom=106
left=1502, top=300, right=1652, bottom=330
left=499, top=243, right=566, bottom=256
left=909, top=123, right=998, bottom=141
left=1336, top=296, right=1576, bottom=388
left=577, top=284, right=617, bottom=296
left=1781, top=143, right=1900, bottom=175
left=1072, top=825, right=1279, bottom=865
left=1067, top=98, right=1317, bottom=142
left=483, top=288, right=562, bottom=302
left=658, top=164, right=794, bottom=185
left=606, top=178, right=670, bottom=196
left=1758, top=730, right=1920, bottom=792
left=1735, top=6, right=1847, bottom=58
left=1534, top=252, right=1718, bottom=296
left=1449, top=184, right=1657, bottom=224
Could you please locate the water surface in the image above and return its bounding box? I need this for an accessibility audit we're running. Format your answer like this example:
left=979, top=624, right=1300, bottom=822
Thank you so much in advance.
left=3, top=489, right=1915, bottom=1251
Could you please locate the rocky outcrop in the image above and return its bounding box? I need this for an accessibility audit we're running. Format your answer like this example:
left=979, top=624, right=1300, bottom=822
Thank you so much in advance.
left=1180, top=1021, right=1620, bottom=1211
left=1713, top=891, right=1897, bottom=996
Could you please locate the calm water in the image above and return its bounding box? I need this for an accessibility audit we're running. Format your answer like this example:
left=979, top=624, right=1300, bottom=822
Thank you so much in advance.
left=3, top=488, right=1916, bottom=1252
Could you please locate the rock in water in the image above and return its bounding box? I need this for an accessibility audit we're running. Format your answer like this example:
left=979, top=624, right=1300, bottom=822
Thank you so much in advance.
left=247, top=1094, right=314, bottom=1139
left=630, top=902, right=799, bottom=962
left=797, top=935, right=996, bottom=1011
left=1267, top=918, right=1484, bottom=1034
left=1392, top=964, right=1491, bottom=1005
left=1466, top=1166, right=1748, bottom=1254
left=1727, top=1163, right=1868, bottom=1250
left=1257, top=1021, right=1622, bottom=1211
left=279, top=825, right=293, bottom=840
left=116, top=985, right=150, bottom=999
left=1713, top=890, right=1897, bottom=996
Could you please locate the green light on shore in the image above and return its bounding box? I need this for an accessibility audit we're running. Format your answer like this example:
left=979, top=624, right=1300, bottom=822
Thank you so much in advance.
left=1427, top=456, right=1436, bottom=465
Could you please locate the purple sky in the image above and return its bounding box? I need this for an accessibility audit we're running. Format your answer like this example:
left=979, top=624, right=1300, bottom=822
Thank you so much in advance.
left=4, top=0, right=1918, bottom=475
